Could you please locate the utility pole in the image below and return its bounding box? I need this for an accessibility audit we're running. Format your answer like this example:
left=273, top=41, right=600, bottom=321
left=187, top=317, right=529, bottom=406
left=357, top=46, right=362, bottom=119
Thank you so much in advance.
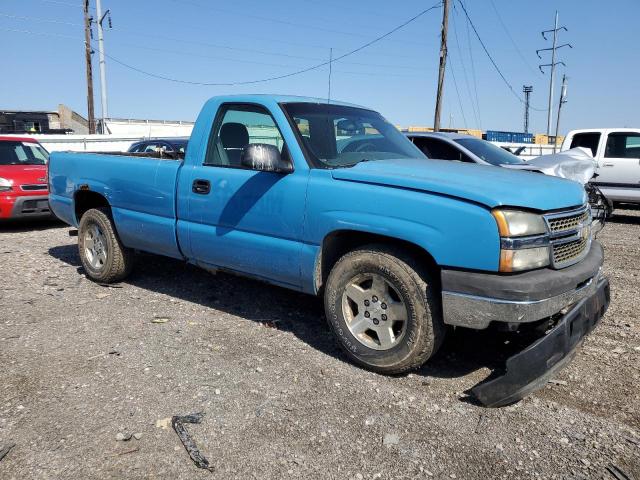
left=523, top=85, right=533, bottom=134
left=433, top=0, right=450, bottom=132
left=553, top=74, right=568, bottom=152
left=83, top=0, right=96, bottom=134
left=537, top=11, right=572, bottom=137
left=96, top=0, right=111, bottom=134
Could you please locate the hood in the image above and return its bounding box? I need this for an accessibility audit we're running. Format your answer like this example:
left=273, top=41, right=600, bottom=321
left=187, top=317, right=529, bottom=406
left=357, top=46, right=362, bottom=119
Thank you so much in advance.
left=502, top=147, right=596, bottom=185
left=331, top=158, right=586, bottom=211
left=0, top=164, right=48, bottom=187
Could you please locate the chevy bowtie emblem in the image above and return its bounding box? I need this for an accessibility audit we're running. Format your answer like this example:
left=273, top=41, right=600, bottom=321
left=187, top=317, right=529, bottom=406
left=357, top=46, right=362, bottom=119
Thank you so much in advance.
left=37, top=177, right=46, bottom=182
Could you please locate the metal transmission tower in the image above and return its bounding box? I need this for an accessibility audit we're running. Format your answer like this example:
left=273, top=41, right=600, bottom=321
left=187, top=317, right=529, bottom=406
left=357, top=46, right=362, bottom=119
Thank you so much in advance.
left=537, top=11, right=572, bottom=137
left=523, top=85, right=533, bottom=133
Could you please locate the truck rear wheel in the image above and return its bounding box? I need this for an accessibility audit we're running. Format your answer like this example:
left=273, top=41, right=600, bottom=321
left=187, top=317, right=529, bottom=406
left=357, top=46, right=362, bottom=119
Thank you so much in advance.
left=78, top=208, right=134, bottom=283
left=324, top=244, right=445, bottom=375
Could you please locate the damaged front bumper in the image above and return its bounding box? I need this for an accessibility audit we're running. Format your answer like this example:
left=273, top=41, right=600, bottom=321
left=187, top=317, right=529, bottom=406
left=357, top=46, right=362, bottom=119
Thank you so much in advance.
left=439, top=241, right=610, bottom=407
left=471, top=276, right=610, bottom=407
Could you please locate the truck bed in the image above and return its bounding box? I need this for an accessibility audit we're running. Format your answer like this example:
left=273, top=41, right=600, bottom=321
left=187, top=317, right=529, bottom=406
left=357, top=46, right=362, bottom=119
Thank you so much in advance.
left=48, top=151, right=184, bottom=259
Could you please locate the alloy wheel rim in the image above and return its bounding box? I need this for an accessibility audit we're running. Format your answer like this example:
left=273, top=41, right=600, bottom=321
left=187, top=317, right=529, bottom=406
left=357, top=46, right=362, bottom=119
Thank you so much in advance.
left=341, top=273, right=408, bottom=351
left=84, top=223, right=108, bottom=270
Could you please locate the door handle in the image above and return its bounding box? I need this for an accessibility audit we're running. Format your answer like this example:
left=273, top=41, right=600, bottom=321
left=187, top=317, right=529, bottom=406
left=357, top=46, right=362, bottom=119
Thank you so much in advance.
left=192, top=179, right=211, bottom=194
left=601, top=162, right=615, bottom=167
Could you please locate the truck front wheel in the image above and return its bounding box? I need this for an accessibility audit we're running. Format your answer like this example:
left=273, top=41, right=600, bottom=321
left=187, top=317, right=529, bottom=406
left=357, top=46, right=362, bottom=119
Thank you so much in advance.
left=78, top=208, right=134, bottom=283
left=324, top=245, right=445, bottom=375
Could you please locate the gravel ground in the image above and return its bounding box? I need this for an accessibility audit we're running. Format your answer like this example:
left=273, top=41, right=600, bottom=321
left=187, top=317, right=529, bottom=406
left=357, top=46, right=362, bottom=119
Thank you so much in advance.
left=0, top=207, right=638, bottom=479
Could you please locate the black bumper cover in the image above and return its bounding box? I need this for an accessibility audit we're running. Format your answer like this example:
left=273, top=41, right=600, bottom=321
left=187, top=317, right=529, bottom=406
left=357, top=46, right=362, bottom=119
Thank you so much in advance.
left=471, top=277, right=610, bottom=408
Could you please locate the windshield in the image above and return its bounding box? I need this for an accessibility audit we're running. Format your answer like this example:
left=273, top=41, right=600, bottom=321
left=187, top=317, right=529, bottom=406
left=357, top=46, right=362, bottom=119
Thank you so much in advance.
left=454, top=138, right=525, bottom=165
left=0, top=141, right=49, bottom=165
left=282, top=103, right=424, bottom=168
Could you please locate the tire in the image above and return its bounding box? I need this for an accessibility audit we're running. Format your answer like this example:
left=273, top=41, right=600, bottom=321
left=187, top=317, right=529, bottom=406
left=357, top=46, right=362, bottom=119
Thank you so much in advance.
left=324, top=244, right=445, bottom=375
left=78, top=207, right=134, bottom=283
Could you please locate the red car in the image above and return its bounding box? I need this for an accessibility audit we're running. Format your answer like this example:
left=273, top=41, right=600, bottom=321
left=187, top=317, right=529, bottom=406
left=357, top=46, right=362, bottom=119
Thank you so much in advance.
left=0, top=136, right=52, bottom=220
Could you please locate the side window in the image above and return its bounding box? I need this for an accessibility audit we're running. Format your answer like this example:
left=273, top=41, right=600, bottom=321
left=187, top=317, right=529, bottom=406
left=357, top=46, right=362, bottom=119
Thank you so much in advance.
left=143, top=144, right=161, bottom=153
left=205, top=104, right=285, bottom=167
left=604, top=132, right=640, bottom=159
left=569, top=133, right=601, bottom=156
left=414, top=138, right=466, bottom=161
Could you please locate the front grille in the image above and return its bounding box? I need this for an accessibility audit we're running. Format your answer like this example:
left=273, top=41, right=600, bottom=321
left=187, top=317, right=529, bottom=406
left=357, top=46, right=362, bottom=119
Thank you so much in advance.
left=552, top=237, right=589, bottom=265
left=20, top=184, right=47, bottom=191
left=544, top=205, right=592, bottom=269
left=547, top=209, right=589, bottom=233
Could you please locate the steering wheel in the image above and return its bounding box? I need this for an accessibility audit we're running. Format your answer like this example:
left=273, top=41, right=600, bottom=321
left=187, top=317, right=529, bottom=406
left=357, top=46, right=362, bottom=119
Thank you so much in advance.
left=353, top=142, right=378, bottom=153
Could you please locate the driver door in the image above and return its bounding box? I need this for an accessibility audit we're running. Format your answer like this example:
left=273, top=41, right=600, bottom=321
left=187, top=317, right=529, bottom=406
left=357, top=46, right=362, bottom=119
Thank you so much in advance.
left=184, top=103, right=308, bottom=289
left=595, top=131, right=640, bottom=188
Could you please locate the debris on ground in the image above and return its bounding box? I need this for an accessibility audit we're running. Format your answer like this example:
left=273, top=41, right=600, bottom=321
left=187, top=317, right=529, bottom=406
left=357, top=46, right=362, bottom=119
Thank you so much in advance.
left=0, top=443, right=15, bottom=462
left=171, top=413, right=214, bottom=472
left=382, top=433, right=399, bottom=447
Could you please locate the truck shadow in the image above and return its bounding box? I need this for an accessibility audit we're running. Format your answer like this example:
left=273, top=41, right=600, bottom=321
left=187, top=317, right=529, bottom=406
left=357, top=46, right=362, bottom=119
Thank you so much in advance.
left=0, top=218, right=65, bottom=233
left=49, top=244, right=522, bottom=397
left=608, top=209, right=640, bottom=226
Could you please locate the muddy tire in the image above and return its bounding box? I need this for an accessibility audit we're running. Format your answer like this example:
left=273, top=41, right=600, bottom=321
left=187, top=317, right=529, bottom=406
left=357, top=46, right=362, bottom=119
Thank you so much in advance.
left=324, top=244, right=445, bottom=375
left=78, top=208, right=134, bottom=283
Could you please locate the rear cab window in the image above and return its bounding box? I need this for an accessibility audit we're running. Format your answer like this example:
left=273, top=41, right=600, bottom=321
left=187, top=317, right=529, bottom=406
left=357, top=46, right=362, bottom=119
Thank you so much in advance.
left=569, top=133, right=601, bottom=157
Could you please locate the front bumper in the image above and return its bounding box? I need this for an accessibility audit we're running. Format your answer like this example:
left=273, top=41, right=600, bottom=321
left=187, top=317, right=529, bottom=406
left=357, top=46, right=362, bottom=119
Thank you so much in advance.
left=471, top=276, right=610, bottom=407
left=0, top=195, right=52, bottom=219
left=441, top=242, right=604, bottom=329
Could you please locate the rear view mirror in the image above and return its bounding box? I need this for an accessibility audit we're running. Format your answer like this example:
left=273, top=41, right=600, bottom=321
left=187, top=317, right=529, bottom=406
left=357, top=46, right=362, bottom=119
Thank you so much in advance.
left=241, top=144, right=293, bottom=173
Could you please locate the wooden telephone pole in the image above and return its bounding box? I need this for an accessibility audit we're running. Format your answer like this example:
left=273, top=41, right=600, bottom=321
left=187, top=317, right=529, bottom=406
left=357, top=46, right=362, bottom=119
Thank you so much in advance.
left=433, top=0, right=450, bottom=132
left=83, top=0, right=96, bottom=134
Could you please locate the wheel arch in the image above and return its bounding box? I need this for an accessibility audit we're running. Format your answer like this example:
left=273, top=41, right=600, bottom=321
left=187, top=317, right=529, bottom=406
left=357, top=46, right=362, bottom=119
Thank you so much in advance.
left=315, top=229, right=440, bottom=295
left=74, top=190, right=111, bottom=224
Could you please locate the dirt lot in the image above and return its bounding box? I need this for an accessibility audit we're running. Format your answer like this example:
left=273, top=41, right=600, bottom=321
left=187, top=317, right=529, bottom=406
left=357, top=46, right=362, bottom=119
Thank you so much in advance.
left=1, top=208, right=639, bottom=479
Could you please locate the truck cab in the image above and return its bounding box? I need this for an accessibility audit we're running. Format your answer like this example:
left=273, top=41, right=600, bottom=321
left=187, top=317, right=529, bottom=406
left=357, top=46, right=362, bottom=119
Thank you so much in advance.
left=563, top=128, right=640, bottom=204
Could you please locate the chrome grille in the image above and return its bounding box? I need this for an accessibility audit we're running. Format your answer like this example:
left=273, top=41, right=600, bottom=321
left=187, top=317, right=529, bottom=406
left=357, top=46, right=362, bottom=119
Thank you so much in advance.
left=544, top=205, right=592, bottom=269
left=547, top=209, right=589, bottom=233
left=20, top=184, right=47, bottom=191
left=552, top=237, right=589, bottom=265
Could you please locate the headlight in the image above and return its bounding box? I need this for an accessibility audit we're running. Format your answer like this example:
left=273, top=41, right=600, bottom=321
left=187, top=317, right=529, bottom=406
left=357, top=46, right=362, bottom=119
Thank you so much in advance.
left=493, top=208, right=550, bottom=272
left=492, top=209, right=547, bottom=237
left=0, top=177, right=13, bottom=193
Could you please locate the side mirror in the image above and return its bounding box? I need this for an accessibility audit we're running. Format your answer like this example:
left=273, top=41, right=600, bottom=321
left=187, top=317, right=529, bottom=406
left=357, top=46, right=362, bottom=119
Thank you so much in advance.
left=241, top=144, right=293, bottom=173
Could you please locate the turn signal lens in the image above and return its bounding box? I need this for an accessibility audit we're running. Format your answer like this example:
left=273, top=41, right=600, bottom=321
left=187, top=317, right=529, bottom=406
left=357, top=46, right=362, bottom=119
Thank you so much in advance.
left=499, top=247, right=550, bottom=272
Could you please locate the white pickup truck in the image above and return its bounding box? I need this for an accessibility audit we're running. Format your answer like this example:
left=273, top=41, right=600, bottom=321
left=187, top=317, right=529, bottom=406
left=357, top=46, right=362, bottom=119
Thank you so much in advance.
left=562, top=128, right=640, bottom=205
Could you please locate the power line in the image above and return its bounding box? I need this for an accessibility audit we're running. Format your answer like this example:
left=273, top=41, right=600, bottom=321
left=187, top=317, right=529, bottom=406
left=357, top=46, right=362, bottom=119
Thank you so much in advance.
left=0, top=11, right=422, bottom=64
left=0, top=12, right=83, bottom=26
left=462, top=0, right=482, bottom=130
left=488, top=0, right=538, bottom=77
left=450, top=8, right=480, bottom=129
left=0, top=26, right=78, bottom=39
left=169, top=0, right=432, bottom=47
left=0, top=26, right=430, bottom=76
left=448, top=59, right=468, bottom=129
left=97, top=3, right=442, bottom=87
left=456, top=0, right=546, bottom=112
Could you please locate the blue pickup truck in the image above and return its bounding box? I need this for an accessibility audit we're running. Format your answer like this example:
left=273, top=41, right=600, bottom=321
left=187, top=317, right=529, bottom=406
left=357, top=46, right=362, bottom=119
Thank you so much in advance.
left=48, top=95, right=610, bottom=407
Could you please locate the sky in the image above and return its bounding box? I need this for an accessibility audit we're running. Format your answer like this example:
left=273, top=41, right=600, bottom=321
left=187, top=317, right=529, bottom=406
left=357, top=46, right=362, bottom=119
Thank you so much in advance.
left=1, top=0, right=638, bottom=135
